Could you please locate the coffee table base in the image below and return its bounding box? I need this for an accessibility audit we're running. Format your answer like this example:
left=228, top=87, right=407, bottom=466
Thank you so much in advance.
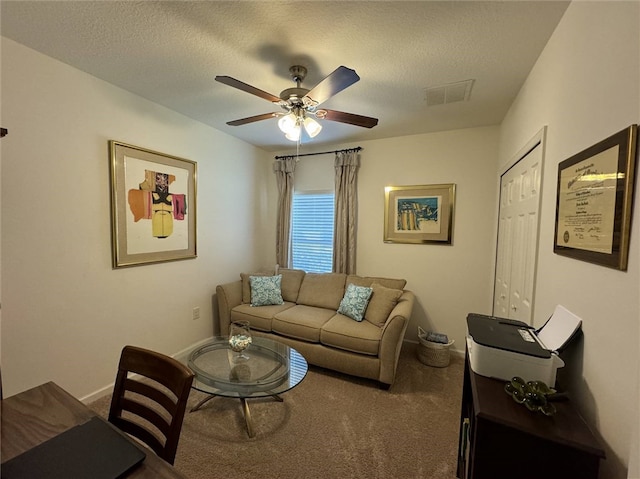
left=191, top=393, right=283, bottom=438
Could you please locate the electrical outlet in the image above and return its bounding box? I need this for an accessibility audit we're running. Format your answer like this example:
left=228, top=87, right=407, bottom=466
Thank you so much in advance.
left=192, top=307, right=200, bottom=320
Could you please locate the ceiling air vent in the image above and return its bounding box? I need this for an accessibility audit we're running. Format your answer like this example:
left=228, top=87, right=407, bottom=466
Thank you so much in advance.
left=424, top=79, right=474, bottom=106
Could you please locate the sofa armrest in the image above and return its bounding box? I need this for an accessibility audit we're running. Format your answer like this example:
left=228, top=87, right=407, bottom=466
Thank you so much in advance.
left=378, top=290, right=415, bottom=385
left=216, top=280, right=243, bottom=335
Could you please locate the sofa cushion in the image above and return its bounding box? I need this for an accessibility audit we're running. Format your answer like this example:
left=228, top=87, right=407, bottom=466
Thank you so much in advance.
left=337, top=283, right=373, bottom=322
left=320, top=314, right=382, bottom=355
left=272, top=305, right=336, bottom=343
left=250, top=275, right=284, bottom=306
left=230, top=302, right=295, bottom=332
left=240, top=271, right=273, bottom=303
left=365, top=283, right=404, bottom=327
left=296, top=273, right=347, bottom=310
left=346, top=274, right=407, bottom=291
left=279, top=268, right=305, bottom=303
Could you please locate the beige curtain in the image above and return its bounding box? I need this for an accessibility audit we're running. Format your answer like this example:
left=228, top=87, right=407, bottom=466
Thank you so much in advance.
left=333, top=150, right=360, bottom=274
left=273, top=157, right=297, bottom=268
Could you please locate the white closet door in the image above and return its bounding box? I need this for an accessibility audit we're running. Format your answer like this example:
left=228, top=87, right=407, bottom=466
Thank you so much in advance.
left=493, top=139, right=543, bottom=325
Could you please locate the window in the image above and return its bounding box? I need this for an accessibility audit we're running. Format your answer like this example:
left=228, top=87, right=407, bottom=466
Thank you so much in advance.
left=291, top=191, right=334, bottom=273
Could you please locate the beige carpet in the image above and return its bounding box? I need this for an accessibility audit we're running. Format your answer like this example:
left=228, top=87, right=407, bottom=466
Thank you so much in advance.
left=89, top=342, right=464, bottom=479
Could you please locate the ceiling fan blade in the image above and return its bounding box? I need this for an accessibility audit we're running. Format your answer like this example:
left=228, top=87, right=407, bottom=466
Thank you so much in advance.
left=226, top=112, right=278, bottom=126
left=321, top=109, right=378, bottom=129
left=215, top=76, right=281, bottom=103
left=304, top=66, right=360, bottom=106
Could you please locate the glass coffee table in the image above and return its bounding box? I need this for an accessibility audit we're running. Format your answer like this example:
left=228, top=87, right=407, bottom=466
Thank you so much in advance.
left=187, top=336, right=308, bottom=438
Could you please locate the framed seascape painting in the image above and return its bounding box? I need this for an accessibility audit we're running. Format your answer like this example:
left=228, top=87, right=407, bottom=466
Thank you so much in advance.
left=109, top=141, right=197, bottom=268
left=554, top=125, right=637, bottom=270
left=384, top=184, right=456, bottom=244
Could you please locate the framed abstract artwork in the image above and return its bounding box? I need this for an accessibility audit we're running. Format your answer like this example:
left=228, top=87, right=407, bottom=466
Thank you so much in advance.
left=554, top=125, right=637, bottom=270
left=384, top=184, right=456, bottom=244
left=109, top=141, right=197, bottom=268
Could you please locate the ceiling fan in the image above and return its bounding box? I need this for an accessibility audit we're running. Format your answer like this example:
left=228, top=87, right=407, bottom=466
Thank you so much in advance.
left=215, top=65, right=379, bottom=141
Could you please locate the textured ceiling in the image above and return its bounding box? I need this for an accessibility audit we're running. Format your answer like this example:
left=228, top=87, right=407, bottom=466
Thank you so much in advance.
left=1, top=1, right=570, bottom=152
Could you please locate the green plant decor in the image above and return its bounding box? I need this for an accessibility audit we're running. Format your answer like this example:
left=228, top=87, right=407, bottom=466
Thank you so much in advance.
left=504, top=376, right=558, bottom=416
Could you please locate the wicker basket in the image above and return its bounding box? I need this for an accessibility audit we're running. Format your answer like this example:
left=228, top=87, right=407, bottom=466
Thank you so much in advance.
left=417, top=327, right=455, bottom=368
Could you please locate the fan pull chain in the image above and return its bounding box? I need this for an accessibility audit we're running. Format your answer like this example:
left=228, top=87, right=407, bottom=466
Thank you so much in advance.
left=296, top=135, right=301, bottom=161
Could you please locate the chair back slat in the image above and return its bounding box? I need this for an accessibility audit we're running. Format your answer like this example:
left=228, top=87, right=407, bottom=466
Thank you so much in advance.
left=124, top=378, right=180, bottom=416
left=120, top=396, right=171, bottom=436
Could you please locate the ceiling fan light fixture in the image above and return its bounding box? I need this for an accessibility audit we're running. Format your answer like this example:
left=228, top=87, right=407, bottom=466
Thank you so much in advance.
left=217, top=65, right=378, bottom=139
left=303, top=117, right=322, bottom=138
left=285, top=124, right=301, bottom=141
left=278, top=112, right=297, bottom=133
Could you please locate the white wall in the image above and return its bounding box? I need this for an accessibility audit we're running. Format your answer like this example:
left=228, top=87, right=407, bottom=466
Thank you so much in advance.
left=1, top=38, right=270, bottom=400
left=271, top=126, right=500, bottom=347
left=499, top=2, right=640, bottom=478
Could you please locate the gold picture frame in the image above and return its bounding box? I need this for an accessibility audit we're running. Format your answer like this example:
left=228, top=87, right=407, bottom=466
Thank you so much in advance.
left=553, top=125, right=638, bottom=270
left=109, top=141, right=197, bottom=268
left=384, top=184, right=456, bottom=244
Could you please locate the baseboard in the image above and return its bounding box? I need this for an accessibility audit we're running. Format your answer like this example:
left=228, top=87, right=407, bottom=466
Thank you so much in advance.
left=403, top=338, right=464, bottom=358
left=80, top=336, right=215, bottom=405
left=173, top=336, right=214, bottom=362
left=81, top=384, right=114, bottom=405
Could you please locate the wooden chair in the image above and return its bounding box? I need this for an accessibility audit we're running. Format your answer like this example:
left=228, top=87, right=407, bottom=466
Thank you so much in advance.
left=108, top=345, right=194, bottom=465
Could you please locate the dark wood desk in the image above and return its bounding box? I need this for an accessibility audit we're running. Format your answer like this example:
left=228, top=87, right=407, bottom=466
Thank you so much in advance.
left=457, top=354, right=605, bottom=479
left=1, top=381, right=186, bottom=478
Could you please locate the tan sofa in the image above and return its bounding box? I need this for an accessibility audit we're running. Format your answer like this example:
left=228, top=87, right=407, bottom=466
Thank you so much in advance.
left=216, top=269, right=415, bottom=388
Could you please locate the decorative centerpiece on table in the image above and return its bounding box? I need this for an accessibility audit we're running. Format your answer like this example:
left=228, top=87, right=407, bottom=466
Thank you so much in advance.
left=504, top=376, right=563, bottom=416
left=229, top=320, right=252, bottom=363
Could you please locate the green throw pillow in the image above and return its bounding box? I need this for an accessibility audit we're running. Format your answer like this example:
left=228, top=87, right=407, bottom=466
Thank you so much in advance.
left=337, top=283, right=373, bottom=322
left=250, top=275, right=284, bottom=307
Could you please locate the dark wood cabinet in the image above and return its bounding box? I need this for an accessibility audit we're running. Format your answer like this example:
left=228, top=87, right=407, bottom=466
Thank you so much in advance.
left=457, top=352, right=605, bottom=479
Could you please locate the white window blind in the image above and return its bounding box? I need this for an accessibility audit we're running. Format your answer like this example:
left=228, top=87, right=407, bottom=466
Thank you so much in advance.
left=291, top=191, right=335, bottom=273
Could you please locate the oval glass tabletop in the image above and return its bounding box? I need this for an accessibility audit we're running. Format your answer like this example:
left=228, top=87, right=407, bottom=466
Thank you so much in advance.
left=188, top=336, right=308, bottom=399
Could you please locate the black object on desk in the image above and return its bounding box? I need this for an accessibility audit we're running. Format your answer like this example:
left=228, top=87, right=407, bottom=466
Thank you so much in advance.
left=457, top=350, right=605, bottom=479
left=1, top=416, right=146, bottom=479
left=467, top=313, right=550, bottom=358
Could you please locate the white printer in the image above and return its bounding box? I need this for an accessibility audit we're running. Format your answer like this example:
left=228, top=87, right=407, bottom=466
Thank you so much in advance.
left=466, top=305, right=582, bottom=386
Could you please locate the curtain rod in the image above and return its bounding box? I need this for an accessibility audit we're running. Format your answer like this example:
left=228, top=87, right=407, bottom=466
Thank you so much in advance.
left=274, top=146, right=362, bottom=160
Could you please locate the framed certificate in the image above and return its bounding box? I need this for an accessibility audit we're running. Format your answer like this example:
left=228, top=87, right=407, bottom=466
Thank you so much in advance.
left=554, top=125, right=637, bottom=270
